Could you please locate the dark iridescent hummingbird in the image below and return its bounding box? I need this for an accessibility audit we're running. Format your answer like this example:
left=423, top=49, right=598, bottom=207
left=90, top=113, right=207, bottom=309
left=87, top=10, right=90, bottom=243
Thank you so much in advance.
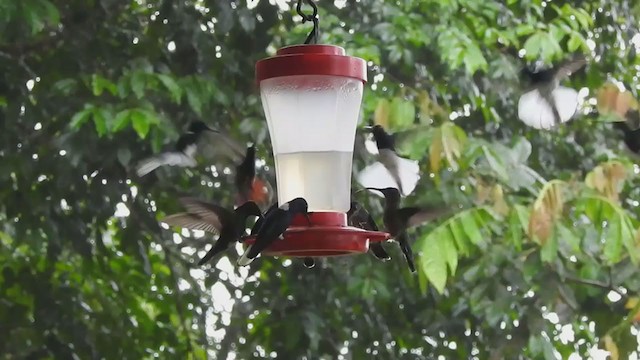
left=614, top=110, right=640, bottom=158
left=365, top=187, right=449, bottom=273
left=238, top=198, right=310, bottom=266
left=136, top=121, right=219, bottom=177
left=247, top=202, right=314, bottom=267
left=517, top=55, right=587, bottom=130
left=234, top=144, right=272, bottom=209
left=162, top=197, right=263, bottom=265
left=347, top=201, right=391, bottom=261
left=357, top=125, right=420, bottom=196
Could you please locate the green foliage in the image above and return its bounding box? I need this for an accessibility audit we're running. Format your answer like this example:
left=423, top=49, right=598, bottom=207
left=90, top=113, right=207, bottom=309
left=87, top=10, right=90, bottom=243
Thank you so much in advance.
left=2, top=0, right=640, bottom=359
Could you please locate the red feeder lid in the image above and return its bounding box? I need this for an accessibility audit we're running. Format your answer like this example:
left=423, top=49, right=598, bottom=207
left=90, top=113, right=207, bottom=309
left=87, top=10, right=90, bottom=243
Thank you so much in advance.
left=242, top=212, right=390, bottom=257
left=255, top=44, right=367, bottom=83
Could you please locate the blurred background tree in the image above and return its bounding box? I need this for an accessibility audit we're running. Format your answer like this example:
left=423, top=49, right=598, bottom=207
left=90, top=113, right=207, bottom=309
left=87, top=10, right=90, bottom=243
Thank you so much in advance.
left=1, top=0, right=640, bottom=359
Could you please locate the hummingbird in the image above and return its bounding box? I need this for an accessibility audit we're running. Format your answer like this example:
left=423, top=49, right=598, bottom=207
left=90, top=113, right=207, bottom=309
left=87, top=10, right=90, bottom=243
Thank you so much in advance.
left=357, top=125, right=420, bottom=197
left=161, top=197, right=263, bottom=265
left=135, top=121, right=218, bottom=177
left=347, top=201, right=391, bottom=261
left=247, top=201, right=315, bottom=267
left=249, top=202, right=279, bottom=236
left=136, top=120, right=250, bottom=177
left=517, top=55, right=587, bottom=130
left=365, top=187, right=449, bottom=273
left=238, top=198, right=310, bottom=266
left=614, top=111, right=640, bottom=158
left=234, top=144, right=272, bottom=209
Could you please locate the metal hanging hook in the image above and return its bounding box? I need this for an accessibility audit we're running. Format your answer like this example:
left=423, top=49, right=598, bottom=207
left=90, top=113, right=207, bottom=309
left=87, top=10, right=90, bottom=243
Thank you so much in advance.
left=296, top=0, right=319, bottom=44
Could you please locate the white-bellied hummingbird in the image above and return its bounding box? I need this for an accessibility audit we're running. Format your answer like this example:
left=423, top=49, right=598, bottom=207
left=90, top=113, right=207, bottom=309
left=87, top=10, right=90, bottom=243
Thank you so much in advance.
left=357, top=125, right=420, bottom=197
left=517, top=55, right=587, bottom=130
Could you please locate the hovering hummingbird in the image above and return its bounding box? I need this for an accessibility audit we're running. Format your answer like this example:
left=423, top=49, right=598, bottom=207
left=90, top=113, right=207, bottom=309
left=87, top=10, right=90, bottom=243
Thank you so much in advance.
left=614, top=111, right=640, bottom=158
left=136, top=120, right=251, bottom=177
left=347, top=201, right=391, bottom=261
left=517, top=55, right=587, bottom=130
left=234, top=144, right=272, bottom=209
left=365, top=187, right=449, bottom=273
left=357, top=125, right=420, bottom=197
left=161, top=197, right=263, bottom=265
left=238, top=198, right=310, bottom=266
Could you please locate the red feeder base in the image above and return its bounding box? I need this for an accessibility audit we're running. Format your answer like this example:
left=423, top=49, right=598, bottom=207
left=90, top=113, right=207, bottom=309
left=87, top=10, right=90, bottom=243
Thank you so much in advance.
left=243, top=212, right=390, bottom=257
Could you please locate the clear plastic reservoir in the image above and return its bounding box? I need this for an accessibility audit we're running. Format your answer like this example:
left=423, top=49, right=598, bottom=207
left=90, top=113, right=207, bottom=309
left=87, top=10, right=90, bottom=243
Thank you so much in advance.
left=259, top=75, right=364, bottom=212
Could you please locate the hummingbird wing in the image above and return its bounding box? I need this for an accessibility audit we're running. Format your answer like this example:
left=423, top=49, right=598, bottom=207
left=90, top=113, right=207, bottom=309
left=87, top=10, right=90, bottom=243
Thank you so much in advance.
left=198, top=130, right=247, bottom=164
left=356, top=158, right=420, bottom=197
left=161, top=213, right=222, bottom=234
left=177, top=197, right=234, bottom=230
left=553, top=56, right=587, bottom=82
left=135, top=151, right=197, bottom=177
left=348, top=203, right=391, bottom=261
left=399, top=206, right=450, bottom=228
left=551, top=86, right=580, bottom=123
left=517, top=89, right=558, bottom=130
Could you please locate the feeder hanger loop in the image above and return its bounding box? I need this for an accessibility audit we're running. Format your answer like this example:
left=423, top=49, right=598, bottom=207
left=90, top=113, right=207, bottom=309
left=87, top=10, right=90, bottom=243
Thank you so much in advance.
left=296, top=0, right=319, bottom=44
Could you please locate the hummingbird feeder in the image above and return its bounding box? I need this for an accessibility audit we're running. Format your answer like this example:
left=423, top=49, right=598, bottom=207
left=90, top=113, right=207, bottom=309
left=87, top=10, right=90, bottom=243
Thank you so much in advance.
left=242, top=0, right=390, bottom=257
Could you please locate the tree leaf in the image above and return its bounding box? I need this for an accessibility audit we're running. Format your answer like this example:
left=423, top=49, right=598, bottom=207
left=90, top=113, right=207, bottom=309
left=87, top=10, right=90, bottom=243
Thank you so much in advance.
left=374, top=98, right=390, bottom=128
left=70, top=105, right=95, bottom=129
left=112, top=110, right=131, bottom=132
left=156, top=74, right=182, bottom=104
left=131, top=110, right=150, bottom=139
left=130, top=72, right=146, bottom=99
left=540, top=227, right=558, bottom=263
left=389, top=97, right=415, bottom=129
left=463, top=43, right=488, bottom=74
left=604, top=335, right=619, bottom=360
left=91, top=107, right=111, bottom=137
left=420, top=236, right=448, bottom=294
left=185, top=84, right=204, bottom=116
left=440, top=234, right=458, bottom=275
left=429, top=127, right=443, bottom=173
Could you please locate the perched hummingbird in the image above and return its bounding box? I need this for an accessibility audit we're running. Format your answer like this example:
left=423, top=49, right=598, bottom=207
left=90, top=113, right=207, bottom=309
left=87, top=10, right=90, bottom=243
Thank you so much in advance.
left=357, top=125, right=420, bottom=197
left=238, top=198, right=310, bottom=266
left=249, top=202, right=279, bottom=236
left=517, top=55, right=587, bottom=130
left=347, top=201, right=391, bottom=261
left=247, top=201, right=315, bottom=267
left=161, top=197, right=263, bottom=265
left=365, top=187, right=449, bottom=273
